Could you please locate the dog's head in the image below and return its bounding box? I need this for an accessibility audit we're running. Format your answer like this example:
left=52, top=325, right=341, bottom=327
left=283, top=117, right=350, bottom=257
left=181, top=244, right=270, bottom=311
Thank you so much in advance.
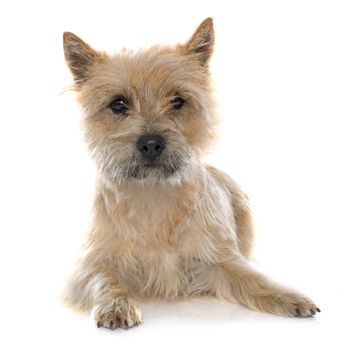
left=63, top=18, right=217, bottom=186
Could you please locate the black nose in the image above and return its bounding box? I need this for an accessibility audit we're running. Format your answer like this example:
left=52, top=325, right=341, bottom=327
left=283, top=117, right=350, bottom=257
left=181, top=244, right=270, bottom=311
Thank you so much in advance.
left=136, top=134, right=166, bottom=160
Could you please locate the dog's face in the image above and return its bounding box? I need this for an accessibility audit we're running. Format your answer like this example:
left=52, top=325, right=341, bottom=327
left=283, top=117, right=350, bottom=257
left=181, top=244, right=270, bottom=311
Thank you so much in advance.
left=64, top=18, right=217, bottom=185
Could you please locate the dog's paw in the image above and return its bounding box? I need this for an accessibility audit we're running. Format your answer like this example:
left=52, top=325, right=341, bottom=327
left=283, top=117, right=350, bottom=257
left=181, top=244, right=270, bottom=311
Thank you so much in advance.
left=94, top=298, right=142, bottom=330
left=258, top=292, right=321, bottom=318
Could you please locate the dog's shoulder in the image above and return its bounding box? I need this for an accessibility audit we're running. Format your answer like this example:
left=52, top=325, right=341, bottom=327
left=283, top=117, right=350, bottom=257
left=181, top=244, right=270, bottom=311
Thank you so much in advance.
left=205, top=164, right=244, bottom=194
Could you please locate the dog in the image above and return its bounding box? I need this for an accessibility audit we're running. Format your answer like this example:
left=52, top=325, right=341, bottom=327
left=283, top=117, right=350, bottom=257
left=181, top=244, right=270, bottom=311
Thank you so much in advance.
left=62, top=18, right=320, bottom=329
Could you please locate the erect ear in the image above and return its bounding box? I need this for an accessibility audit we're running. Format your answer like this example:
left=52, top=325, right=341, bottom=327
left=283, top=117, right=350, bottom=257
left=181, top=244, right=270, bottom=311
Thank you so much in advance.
left=184, top=17, right=215, bottom=66
left=63, top=32, right=99, bottom=83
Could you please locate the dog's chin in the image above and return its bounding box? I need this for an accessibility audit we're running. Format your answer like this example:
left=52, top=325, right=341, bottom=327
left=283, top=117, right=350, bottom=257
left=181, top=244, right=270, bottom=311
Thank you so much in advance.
left=103, top=154, right=196, bottom=186
left=114, top=159, right=190, bottom=186
left=128, top=163, right=179, bottom=180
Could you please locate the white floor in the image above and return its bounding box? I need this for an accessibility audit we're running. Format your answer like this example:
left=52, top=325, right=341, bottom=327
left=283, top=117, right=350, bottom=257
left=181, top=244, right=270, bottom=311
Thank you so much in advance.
left=4, top=286, right=347, bottom=350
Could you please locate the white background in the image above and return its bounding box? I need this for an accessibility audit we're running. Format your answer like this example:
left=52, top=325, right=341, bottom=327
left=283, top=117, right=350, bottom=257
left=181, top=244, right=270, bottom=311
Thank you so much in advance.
left=0, top=1, right=349, bottom=349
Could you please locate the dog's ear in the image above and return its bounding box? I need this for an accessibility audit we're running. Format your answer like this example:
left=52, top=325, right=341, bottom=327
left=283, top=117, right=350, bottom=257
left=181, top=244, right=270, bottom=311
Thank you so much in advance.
left=63, top=32, right=99, bottom=83
left=183, top=17, right=214, bottom=66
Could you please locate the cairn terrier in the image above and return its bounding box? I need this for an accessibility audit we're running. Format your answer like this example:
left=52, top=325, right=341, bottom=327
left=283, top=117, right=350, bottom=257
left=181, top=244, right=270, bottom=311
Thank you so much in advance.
left=62, top=18, right=320, bottom=329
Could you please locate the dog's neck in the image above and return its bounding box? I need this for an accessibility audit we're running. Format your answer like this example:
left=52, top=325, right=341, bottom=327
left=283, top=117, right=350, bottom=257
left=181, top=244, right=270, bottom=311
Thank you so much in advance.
left=97, top=168, right=204, bottom=215
left=101, top=174, right=199, bottom=198
left=95, top=172, right=202, bottom=243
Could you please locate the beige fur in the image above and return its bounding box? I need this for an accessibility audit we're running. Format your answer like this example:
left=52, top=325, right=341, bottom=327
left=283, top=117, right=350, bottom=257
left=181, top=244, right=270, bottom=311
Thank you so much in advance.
left=62, top=18, right=320, bottom=329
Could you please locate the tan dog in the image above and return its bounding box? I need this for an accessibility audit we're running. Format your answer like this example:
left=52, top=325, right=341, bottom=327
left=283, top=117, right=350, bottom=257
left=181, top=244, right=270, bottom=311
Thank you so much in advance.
left=62, top=18, right=320, bottom=329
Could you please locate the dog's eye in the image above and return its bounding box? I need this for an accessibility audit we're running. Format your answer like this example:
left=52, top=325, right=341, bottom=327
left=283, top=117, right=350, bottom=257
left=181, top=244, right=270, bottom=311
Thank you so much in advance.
left=110, top=96, right=129, bottom=114
left=170, top=96, right=185, bottom=110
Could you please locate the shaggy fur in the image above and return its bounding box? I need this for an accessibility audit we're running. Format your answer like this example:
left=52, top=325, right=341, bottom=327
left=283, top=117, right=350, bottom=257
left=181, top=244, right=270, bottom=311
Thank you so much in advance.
left=62, top=18, right=319, bottom=329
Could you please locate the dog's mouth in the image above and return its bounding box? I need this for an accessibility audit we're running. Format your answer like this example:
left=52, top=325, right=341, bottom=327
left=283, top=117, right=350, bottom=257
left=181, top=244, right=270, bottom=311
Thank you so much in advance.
left=127, top=163, right=179, bottom=179
left=109, top=148, right=192, bottom=183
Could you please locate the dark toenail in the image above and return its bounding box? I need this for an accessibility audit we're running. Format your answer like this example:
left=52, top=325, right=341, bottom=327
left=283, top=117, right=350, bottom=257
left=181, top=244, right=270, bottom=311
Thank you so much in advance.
left=296, top=308, right=302, bottom=317
left=110, top=321, right=114, bottom=329
left=97, top=321, right=101, bottom=328
left=124, top=320, right=128, bottom=328
left=310, top=309, right=315, bottom=315
left=316, top=308, right=321, bottom=313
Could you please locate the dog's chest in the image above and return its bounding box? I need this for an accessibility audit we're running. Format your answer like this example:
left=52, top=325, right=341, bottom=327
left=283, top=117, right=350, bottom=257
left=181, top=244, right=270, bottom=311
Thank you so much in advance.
left=102, top=188, right=184, bottom=296
left=103, top=183, right=235, bottom=298
left=110, top=185, right=195, bottom=240
left=116, top=243, right=187, bottom=299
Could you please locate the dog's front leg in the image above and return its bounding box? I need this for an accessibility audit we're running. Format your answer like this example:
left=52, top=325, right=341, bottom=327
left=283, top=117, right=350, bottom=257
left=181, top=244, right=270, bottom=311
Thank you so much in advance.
left=220, top=253, right=320, bottom=317
left=64, top=256, right=142, bottom=330
left=91, top=264, right=142, bottom=329
left=81, top=262, right=142, bottom=329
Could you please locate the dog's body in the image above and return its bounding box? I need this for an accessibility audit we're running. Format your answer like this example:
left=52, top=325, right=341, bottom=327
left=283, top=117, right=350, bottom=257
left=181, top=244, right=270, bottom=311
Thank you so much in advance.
left=62, top=18, right=319, bottom=329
